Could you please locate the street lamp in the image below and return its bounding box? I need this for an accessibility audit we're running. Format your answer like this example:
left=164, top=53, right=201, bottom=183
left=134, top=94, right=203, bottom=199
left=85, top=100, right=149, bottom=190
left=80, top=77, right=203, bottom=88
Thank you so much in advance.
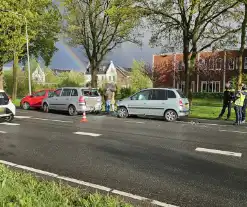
left=0, top=10, right=32, bottom=95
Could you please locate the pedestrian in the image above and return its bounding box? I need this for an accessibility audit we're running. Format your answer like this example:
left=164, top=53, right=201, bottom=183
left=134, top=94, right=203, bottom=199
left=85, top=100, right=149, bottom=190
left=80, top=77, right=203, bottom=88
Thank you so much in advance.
left=242, top=84, right=247, bottom=123
left=104, top=88, right=112, bottom=114
left=233, top=87, right=246, bottom=125
left=111, top=91, right=115, bottom=112
left=217, top=84, right=235, bottom=120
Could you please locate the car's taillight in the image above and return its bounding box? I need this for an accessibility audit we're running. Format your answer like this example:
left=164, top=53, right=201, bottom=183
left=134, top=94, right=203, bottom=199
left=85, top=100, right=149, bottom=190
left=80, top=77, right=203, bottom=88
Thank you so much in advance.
left=79, top=96, right=85, bottom=104
left=97, top=98, right=101, bottom=102
left=179, top=99, right=183, bottom=107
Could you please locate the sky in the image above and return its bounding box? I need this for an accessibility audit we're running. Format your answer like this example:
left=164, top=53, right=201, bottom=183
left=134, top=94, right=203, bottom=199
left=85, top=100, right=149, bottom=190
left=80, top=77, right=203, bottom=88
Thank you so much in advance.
left=50, top=31, right=161, bottom=72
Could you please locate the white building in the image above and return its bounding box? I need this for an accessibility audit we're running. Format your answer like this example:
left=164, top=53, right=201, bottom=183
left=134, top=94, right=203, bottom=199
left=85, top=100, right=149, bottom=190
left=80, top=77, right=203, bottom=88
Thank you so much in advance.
left=32, top=65, right=45, bottom=83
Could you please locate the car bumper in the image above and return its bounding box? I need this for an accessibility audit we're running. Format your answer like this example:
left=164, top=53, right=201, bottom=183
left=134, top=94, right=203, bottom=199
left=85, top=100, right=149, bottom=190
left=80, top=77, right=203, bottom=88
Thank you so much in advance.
left=77, top=103, right=102, bottom=112
left=0, top=102, right=16, bottom=115
left=178, top=110, right=189, bottom=117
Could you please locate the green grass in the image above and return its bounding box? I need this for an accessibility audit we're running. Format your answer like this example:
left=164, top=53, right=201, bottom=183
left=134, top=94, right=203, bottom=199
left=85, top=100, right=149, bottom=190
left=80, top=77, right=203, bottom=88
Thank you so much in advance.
left=12, top=99, right=21, bottom=107
left=0, top=165, right=133, bottom=207
left=190, top=98, right=236, bottom=120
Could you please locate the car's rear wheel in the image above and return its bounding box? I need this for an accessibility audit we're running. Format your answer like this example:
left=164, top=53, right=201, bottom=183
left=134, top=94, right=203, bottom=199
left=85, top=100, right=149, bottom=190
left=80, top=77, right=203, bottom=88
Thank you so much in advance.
left=164, top=110, right=178, bottom=122
left=68, top=105, right=77, bottom=116
left=22, top=102, right=30, bottom=110
left=4, top=114, right=14, bottom=122
left=43, top=103, right=49, bottom=113
left=117, top=107, right=129, bottom=118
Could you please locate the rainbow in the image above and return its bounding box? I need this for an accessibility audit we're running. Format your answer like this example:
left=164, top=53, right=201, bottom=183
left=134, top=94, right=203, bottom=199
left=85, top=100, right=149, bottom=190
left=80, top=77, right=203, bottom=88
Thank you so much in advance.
left=60, top=40, right=87, bottom=71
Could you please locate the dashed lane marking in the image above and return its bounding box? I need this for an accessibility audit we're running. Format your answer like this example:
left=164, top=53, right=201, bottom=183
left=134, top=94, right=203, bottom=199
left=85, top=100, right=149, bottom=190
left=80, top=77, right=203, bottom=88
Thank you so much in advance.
left=195, top=147, right=242, bottom=157
left=15, top=116, right=31, bottom=119
left=0, top=131, right=6, bottom=134
left=73, top=132, right=102, bottom=137
left=219, top=129, right=247, bottom=134
left=0, top=122, right=20, bottom=126
left=125, top=121, right=145, bottom=124
left=15, top=116, right=73, bottom=123
left=0, top=160, right=179, bottom=207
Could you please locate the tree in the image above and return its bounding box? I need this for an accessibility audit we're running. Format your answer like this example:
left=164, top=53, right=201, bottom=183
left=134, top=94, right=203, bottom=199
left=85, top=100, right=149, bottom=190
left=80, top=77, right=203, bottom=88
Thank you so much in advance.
left=137, top=0, right=240, bottom=97
left=64, top=0, right=141, bottom=88
left=58, top=71, right=85, bottom=87
left=0, top=0, right=61, bottom=99
left=130, top=60, right=152, bottom=92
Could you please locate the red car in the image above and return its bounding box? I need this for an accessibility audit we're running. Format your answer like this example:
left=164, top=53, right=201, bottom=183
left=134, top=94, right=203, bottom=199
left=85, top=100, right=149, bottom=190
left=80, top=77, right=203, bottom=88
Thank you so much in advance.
left=20, top=89, right=54, bottom=110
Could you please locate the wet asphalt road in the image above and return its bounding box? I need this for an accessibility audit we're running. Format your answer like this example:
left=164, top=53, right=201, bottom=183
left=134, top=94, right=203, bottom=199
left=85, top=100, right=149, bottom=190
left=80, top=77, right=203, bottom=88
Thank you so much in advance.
left=0, top=109, right=247, bottom=207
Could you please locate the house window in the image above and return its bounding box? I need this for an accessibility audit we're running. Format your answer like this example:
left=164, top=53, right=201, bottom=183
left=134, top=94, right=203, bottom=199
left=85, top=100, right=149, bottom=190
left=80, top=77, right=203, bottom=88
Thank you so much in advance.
left=235, top=57, right=239, bottom=69
left=228, top=58, right=234, bottom=70
left=215, top=58, right=222, bottom=70
left=191, top=81, right=195, bottom=92
left=177, top=81, right=185, bottom=92
left=201, top=81, right=220, bottom=92
left=244, top=57, right=247, bottom=69
left=109, top=76, right=111, bottom=81
left=113, top=76, right=116, bottom=81
left=198, top=59, right=206, bottom=70
left=102, top=76, right=104, bottom=80
left=209, top=58, right=214, bottom=70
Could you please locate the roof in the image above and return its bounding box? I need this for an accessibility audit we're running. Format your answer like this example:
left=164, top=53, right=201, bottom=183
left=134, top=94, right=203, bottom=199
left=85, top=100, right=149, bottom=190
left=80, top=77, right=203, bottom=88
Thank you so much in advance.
left=116, top=66, right=131, bottom=76
left=85, top=62, right=112, bottom=75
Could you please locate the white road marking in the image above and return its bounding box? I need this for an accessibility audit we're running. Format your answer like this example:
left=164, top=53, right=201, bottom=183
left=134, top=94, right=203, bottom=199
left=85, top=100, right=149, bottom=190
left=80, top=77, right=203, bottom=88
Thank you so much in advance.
left=0, top=122, right=20, bottom=126
left=125, top=121, right=145, bottom=124
left=195, top=147, right=242, bottom=157
left=0, top=160, right=178, bottom=207
left=73, top=132, right=101, bottom=137
left=0, top=131, right=6, bottom=134
left=219, top=130, right=247, bottom=134
left=15, top=116, right=32, bottom=119
left=31, top=117, right=72, bottom=123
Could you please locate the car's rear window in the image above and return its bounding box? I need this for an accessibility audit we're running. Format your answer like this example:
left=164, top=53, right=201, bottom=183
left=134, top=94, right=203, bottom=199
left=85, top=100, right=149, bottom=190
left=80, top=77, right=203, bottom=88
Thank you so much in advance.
left=0, top=92, right=9, bottom=105
left=82, top=89, right=100, bottom=97
left=176, top=90, right=186, bottom=98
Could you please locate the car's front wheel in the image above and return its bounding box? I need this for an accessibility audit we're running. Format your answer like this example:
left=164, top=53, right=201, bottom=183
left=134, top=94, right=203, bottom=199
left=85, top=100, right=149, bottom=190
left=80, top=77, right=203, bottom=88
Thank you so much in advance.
left=43, top=103, right=49, bottom=113
left=164, top=110, right=178, bottom=122
left=117, top=107, right=129, bottom=118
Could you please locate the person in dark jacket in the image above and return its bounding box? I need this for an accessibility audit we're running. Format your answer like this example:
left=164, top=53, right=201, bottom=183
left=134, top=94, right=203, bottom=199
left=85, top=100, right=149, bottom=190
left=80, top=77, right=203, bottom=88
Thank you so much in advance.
left=242, top=84, right=247, bottom=123
left=217, top=85, right=234, bottom=120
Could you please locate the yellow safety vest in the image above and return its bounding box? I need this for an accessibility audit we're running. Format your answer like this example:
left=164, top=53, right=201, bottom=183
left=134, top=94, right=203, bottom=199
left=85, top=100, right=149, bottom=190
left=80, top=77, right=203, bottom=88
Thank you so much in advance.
left=235, top=93, right=245, bottom=106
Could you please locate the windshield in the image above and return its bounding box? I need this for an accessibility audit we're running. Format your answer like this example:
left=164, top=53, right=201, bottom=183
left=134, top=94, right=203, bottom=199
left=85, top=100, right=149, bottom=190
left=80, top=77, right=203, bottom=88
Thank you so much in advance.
left=176, top=90, right=186, bottom=98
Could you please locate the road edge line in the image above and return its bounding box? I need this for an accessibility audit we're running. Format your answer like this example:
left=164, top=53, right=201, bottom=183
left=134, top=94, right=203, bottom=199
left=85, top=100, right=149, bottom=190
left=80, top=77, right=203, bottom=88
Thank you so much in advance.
left=0, top=160, right=179, bottom=207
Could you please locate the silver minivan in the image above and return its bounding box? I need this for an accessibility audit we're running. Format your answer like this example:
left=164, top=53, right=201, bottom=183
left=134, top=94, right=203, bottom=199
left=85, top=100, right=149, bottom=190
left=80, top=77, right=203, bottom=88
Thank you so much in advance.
left=42, top=87, right=102, bottom=115
left=116, top=88, right=189, bottom=121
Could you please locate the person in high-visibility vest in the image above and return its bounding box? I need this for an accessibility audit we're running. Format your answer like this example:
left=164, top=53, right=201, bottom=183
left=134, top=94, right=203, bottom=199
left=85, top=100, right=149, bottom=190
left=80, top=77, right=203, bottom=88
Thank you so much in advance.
left=241, top=84, right=247, bottom=123
left=233, top=85, right=247, bottom=125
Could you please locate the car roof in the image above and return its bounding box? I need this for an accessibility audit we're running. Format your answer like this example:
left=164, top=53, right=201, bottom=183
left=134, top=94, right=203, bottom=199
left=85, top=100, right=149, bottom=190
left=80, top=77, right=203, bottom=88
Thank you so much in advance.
left=59, top=87, right=98, bottom=90
left=142, top=88, right=177, bottom=90
left=0, top=89, right=5, bottom=92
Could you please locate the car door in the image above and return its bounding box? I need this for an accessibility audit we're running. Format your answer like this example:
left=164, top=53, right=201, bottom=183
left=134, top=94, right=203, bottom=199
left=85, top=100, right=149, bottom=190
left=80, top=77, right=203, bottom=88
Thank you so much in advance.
left=48, top=89, right=62, bottom=110
left=146, top=89, right=167, bottom=116
left=59, top=88, right=72, bottom=110
left=31, top=90, right=46, bottom=108
left=128, top=90, right=151, bottom=115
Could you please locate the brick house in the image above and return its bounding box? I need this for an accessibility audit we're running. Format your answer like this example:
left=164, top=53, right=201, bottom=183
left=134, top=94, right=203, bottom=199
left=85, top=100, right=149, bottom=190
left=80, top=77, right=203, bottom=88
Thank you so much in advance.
left=153, top=49, right=247, bottom=92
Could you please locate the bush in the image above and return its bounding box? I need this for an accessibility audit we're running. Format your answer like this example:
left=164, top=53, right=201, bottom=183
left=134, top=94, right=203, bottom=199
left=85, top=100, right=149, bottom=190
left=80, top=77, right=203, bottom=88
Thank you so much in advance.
left=192, top=92, right=223, bottom=99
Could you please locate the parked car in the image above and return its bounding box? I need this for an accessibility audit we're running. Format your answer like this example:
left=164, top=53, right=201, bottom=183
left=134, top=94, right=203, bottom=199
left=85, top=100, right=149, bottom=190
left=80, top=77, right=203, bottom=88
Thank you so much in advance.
left=116, top=88, right=189, bottom=122
left=0, top=90, right=16, bottom=122
left=42, top=87, right=102, bottom=116
left=20, top=89, right=54, bottom=110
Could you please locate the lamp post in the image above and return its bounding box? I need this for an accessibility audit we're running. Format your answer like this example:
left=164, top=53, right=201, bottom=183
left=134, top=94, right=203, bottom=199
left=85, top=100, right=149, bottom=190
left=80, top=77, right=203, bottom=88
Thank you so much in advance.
left=0, top=10, right=32, bottom=95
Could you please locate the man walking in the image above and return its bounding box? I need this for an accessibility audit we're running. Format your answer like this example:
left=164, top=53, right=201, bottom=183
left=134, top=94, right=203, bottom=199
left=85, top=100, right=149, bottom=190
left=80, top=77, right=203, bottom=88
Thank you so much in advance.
left=217, top=84, right=234, bottom=120
left=242, top=84, right=247, bottom=123
left=104, top=88, right=112, bottom=114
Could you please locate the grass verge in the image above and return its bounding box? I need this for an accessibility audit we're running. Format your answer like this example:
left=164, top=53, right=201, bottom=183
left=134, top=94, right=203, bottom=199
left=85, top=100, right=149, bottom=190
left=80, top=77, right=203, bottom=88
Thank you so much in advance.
left=0, top=165, right=133, bottom=207
left=190, top=99, right=236, bottom=120
left=11, top=99, right=21, bottom=107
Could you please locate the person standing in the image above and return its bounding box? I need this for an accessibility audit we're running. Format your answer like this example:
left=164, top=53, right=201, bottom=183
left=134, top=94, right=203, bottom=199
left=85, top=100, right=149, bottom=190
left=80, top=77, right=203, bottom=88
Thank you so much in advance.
left=242, top=84, right=247, bottom=123
left=104, top=88, right=112, bottom=114
left=217, top=85, right=234, bottom=120
left=233, top=87, right=246, bottom=125
left=111, top=91, right=115, bottom=112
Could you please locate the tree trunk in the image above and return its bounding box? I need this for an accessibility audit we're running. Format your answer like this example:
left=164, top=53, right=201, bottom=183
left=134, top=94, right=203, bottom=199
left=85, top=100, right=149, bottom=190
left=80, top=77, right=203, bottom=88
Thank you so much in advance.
left=183, top=30, right=190, bottom=97
left=12, top=53, right=18, bottom=100
left=188, top=52, right=196, bottom=106
left=238, top=3, right=247, bottom=89
left=0, top=64, right=3, bottom=90
left=90, top=60, right=98, bottom=88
